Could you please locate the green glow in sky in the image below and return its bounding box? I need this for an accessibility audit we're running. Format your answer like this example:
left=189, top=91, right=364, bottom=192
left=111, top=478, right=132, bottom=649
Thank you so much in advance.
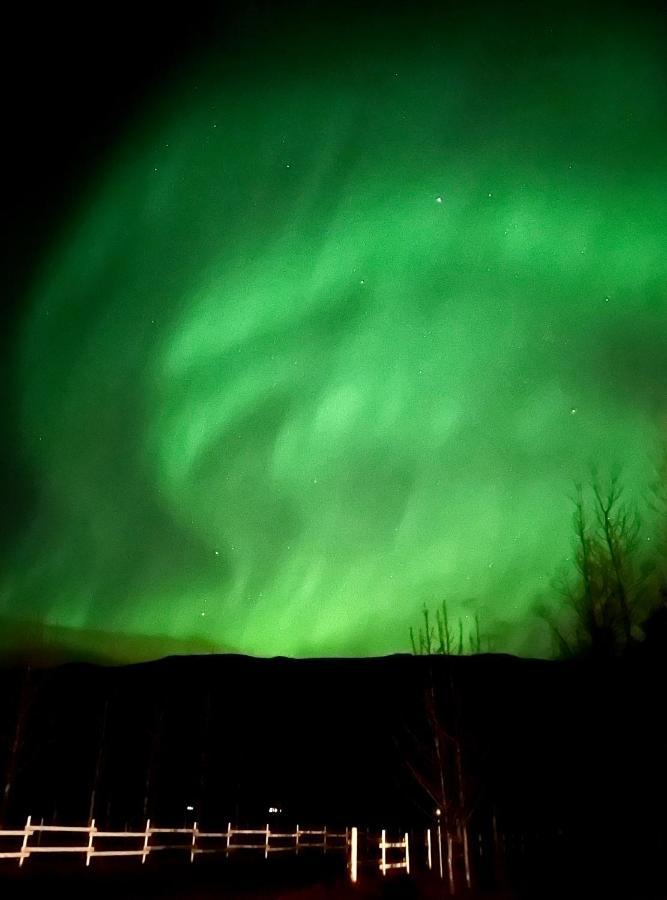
left=6, top=7, right=667, bottom=659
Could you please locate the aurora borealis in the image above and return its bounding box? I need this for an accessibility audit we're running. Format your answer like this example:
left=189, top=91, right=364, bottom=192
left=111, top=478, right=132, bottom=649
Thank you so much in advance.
left=3, top=2, right=667, bottom=660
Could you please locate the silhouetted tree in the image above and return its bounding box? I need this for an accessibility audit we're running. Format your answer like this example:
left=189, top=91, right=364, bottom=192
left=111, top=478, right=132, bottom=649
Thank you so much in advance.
left=410, top=599, right=482, bottom=656
left=550, top=475, right=648, bottom=658
left=648, top=445, right=667, bottom=585
left=407, top=601, right=487, bottom=891
left=642, top=448, right=667, bottom=652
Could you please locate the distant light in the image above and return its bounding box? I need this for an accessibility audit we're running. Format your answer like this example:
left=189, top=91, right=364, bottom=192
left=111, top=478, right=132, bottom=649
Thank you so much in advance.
left=186, top=805, right=194, bottom=812
left=435, top=808, right=441, bottom=817
left=268, top=806, right=281, bottom=814
left=435, top=196, right=443, bottom=204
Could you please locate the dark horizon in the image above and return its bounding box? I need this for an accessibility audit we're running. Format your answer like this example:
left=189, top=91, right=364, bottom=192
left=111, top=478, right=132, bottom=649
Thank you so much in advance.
left=2, top=646, right=667, bottom=898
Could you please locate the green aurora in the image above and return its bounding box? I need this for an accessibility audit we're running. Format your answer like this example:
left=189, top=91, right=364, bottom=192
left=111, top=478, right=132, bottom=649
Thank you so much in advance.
left=5, top=5, right=667, bottom=660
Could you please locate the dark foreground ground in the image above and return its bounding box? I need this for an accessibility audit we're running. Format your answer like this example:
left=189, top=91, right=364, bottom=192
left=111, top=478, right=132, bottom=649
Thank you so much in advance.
left=2, top=856, right=667, bottom=900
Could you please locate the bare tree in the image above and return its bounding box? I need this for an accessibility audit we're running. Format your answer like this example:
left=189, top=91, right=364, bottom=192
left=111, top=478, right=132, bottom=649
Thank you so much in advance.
left=406, top=601, right=488, bottom=892
left=641, top=449, right=667, bottom=649
left=410, top=599, right=482, bottom=657
left=648, top=445, right=667, bottom=584
left=551, top=475, right=647, bottom=658
left=399, top=655, right=488, bottom=894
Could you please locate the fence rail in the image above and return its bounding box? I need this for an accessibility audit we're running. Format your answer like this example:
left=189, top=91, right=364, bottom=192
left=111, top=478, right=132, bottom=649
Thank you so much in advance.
left=0, top=816, right=349, bottom=868
left=379, top=828, right=410, bottom=875
left=0, top=818, right=426, bottom=885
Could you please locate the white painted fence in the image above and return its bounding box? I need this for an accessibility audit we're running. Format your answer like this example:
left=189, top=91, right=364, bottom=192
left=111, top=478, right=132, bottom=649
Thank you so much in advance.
left=0, top=818, right=419, bottom=884
left=379, top=828, right=410, bottom=875
left=0, top=817, right=347, bottom=867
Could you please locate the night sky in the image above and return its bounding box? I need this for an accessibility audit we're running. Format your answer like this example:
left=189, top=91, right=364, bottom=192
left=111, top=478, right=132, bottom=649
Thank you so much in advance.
left=2, top=1, right=666, bottom=661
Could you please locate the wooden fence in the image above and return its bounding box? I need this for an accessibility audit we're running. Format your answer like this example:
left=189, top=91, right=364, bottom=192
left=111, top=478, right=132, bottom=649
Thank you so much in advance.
left=0, top=817, right=347, bottom=868
left=379, top=828, right=410, bottom=875
left=347, top=827, right=410, bottom=883
left=0, top=818, right=419, bottom=884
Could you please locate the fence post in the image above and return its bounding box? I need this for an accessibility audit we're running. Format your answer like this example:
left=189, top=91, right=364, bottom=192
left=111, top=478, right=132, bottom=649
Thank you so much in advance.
left=323, top=825, right=327, bottom=855
left=19, top=815, right=31, bottom=868
left=447, top=832, right=455, bottom=894
left=349, top=826, right=358, bottom=884
left=381, top=828, right=387, bottom=876
left=265, top=823, right=270, bottom=859
left=86, top=818, right=96, bottom=867
left=426, top=828, right=432, bottom=870
left=142, top=818, right=151, bottom=864
left=190, top=822, right=198, bottom=863
left=295, top=824, right=300, bottom=856
left=437, top=821, right=443, bottom=879
left=404, top=832, right=410, bottom=875
left=463, top=824, right=472, bottom=889
left=226, top=821, right=231, bottom=858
